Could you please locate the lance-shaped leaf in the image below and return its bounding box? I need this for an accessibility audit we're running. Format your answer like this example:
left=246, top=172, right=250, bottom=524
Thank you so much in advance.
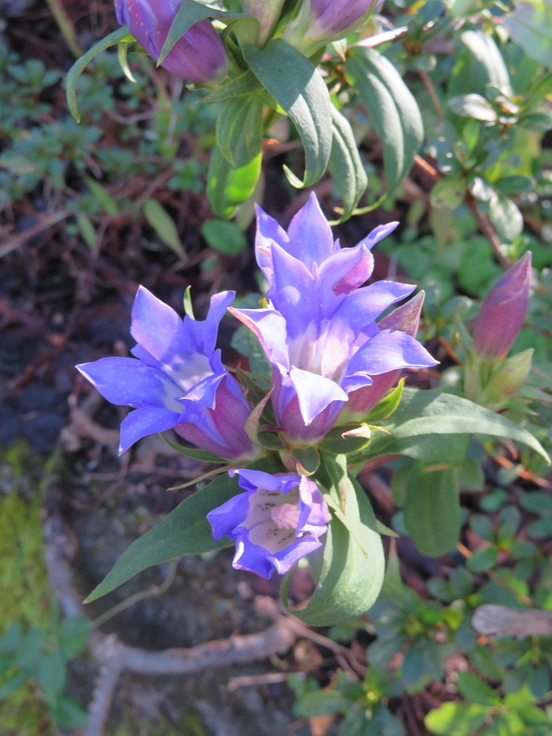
left=216, top=94, right=263, bottom=168
left=505, top=0, right=552, bottom=70
left=67, top=27, right=131, bottom=122
left=85, top=455, right=284, bottom=602
left=328, top=106, right=368, bottom=222
left=345, top=47, right=424, bottom=196
left=348, top=388, right=550, bottom=465
left=282, top=455, right=384, bottom=626
left=403, top=463, right=461, bottom=557
left=207, top=144, right=262, bottom=218
left=243, top=39, right=333, bottom=188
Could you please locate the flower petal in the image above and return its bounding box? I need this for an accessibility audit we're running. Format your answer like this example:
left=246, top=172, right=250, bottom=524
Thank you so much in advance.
left=119, top=406, right=180, bottom=453
left=286, top=192, right=335, bottom=269
left=76, top=357, right=182, bottom=411
left=186, top=290, right=235, bottom=357
left=207, top=491, right=251, bottom=540
left=131, top=286, right=186, bottom=367
left=346, top=328, right=438, bottom=378
left=229, top=307, right=290, bottom=367
left=268, top=243, right=317, bottom=339
left=289, top=367, right=348, bottom=425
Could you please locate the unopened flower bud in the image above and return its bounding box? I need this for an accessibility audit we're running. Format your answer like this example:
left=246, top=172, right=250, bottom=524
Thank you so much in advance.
left=227, top=0, right=285, bottom=45
left=479, top=348, right=533, bottom=411
left=340, top=291, right=425, bottom=422
left=284, top=0, right=383, bottom=55
left=115, top=0, right=227, bottom=84
left=472, top=252, right=532, bottom=362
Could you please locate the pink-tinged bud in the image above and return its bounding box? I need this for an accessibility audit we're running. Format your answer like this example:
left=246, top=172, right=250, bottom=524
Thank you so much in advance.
left=339, top=291, right=425, bottom=422
left=472, top=252, right=532, bottom=362
left=284, top=0, right=383, bottom=55
left=479, top=348, right=533, bottom=411
left=227, top=0, right=286, bottom=45
left=115, top=0, right=227, bottom=84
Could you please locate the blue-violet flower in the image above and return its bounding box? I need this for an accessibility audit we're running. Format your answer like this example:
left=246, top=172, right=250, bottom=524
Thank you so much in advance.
left=231, top=193, right=437, bottom=446
left=77, top=286, right=259, bottom=461
left=207, top=469, right=330, bottom=578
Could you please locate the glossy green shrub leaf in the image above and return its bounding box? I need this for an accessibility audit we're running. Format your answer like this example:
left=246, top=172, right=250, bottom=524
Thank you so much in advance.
left=425, top=702, right=489, bottom=736
left=66, top=26, right=131, bottom=122
left=430, top=175, right=466, bottom=209
left=487, top=193, right=524, bottom=242
left=243, top=40, right=333, bottom=188
left=38, top=650, right=67, bottom=701
left=327, top=105, right=368, bottom=221
left=345, top=47, right=423, bottom=195
left=467, top=546, right=499, bottom=572
left=86, top=455, right=284, bottom=602
left=460, top=30, right=511, bottom=91
left=403, top=464, right=461, bottom=557
left=456, top=671, right=500, bottom=706
left=505, top=0, right=552, bottom=70
left=207, top=144, right=262, bottom=218
left=295, top=689, right=350, bottom=717
left=283, top=455, right=384, bottom=626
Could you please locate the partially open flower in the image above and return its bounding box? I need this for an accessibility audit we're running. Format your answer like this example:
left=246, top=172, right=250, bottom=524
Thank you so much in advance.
left=115, top=0, right=228, bottom=84
left=207, top=469, right=330, bottom=578
left=284, top=0, right=383, bottom=55
left=77, top=287, right=259, bottom=461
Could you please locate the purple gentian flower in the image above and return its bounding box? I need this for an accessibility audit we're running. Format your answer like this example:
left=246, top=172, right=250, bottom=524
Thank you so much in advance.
left=284, top=0, right=383, bottom=55
left=115, top=0, right=227, bottom=84
left=77, top=287, right=260, bottom=461
left=472, top=251, right=532, bottom=361
left=231, top=194, right=437, bottom=446
left=207, top=469, right=330, bottom=578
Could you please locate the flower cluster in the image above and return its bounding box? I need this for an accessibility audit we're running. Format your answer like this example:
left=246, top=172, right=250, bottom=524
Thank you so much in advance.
left=78, top=195, right=436, bottom=578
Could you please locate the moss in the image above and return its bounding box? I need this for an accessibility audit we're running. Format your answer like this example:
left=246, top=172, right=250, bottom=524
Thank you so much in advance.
left=0, top=441, right=52, bottom=736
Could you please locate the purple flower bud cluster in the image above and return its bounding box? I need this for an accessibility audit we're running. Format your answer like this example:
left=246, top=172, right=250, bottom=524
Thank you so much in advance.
left=77, top=194, right=435, bottom=577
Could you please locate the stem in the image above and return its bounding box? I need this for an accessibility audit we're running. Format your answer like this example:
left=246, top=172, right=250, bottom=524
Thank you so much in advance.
left=45, top=0, right=83, bottom=58
left=418, top=70, right=444, bottom=117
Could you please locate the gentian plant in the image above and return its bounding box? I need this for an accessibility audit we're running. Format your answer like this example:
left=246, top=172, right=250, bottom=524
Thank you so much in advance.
left=79, top=197, right=548, bottom=626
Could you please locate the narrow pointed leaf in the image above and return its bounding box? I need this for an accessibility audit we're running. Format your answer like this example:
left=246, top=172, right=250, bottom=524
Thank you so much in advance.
left=328, top=106, right=368, bottom=222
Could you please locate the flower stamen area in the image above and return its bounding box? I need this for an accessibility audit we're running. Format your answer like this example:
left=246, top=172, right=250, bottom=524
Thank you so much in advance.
left=271, top=503, right=301, bottom=530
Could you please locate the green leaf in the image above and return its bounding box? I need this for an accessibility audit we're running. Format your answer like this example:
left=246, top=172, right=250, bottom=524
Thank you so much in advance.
left=207, top=144, right=262, bottom=218
left=85, top=176, right=119, bottom=214
left=38, top=650, right=67, bottom=701
left=487, top=193, right=524, bottom=242
left=456, top=671, right=500, bottom=706
left=76, top=212, right=96, bottom=249
left=231, top=325, right=272, bottom=379
left=58, top=617, right=92, bottom=658
left=430, top=176, right=466, bottom=210
left=0, top=671, right=27, bottom=699
left=143, top=198, right=184, bottom=257
left=293, top=446, right=320, bottom=475
left=349, top=389, right=550, bottom=464
left=215, top=95, right=263, bottom=168
left=295, top=689, right=351, bottom=717
left=460, top=30, right=511, bottom=91
left=403, top=464, right=461, bottom=557
left=284, top=456, right=384, bottom=626
left=505, top=1, right=552, bottom=71
left=49, top=693, right=89, bottom=728
left=363, top=379, right=405, bottom=423
left=201, top=218, right=247, bottom=255
left=327, top=106, right=368, bottom=222
left=448, top=94, right=498, bottom=122
left=243, top=39, right=333, bottom=188
left=85, top=456, right=284, bottom=602
left=66, top=26, right=131, bottom=122
left=319, top=424, right=372, bottom=455
left=425, top=702, right=489, bottom=736
left=158, top=1, right=246, bottom=65
left=494, top=175, right=535, bottom=194
left=159, top=433, right=227, bottom=463
left=345, top=47, right=424, bottom=195
left=467, top=546, right=499, bottom=572
left=201, top=70, right=263, bottom=103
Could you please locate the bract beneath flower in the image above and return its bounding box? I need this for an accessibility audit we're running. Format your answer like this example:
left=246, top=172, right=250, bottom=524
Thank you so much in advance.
left=77, top=286, right=258, bottom=461
left=207, top=469, right=331, bottom=579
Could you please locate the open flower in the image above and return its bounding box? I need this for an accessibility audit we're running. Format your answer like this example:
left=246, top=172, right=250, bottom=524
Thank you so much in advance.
left=77, top=287, right=259, bottom=461
left=231, top=194, right=437, bottom=446
left=207, top=469, right=330, bottom=578
left=115, top=0, right=227, bottom=84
